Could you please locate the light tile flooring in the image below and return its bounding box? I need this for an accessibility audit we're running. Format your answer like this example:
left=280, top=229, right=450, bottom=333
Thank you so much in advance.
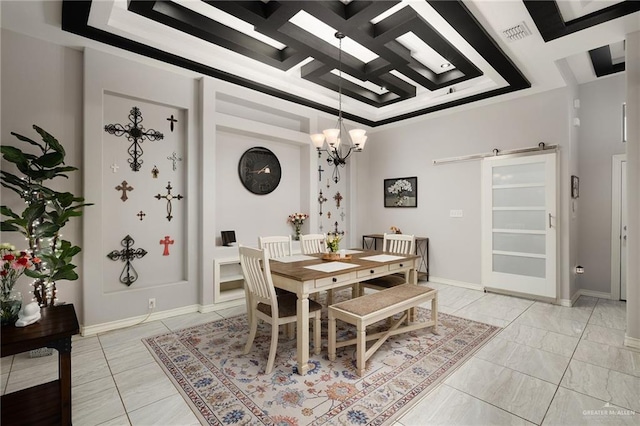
left=1, top=283, right=637, bottom=425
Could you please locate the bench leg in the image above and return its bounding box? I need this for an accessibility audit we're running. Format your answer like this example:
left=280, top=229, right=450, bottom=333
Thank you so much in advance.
left=356, top=322, right=366, bottom=377
left=328, top=315, right=337, bottom=361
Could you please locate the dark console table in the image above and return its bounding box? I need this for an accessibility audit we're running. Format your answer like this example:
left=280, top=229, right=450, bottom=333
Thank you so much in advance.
left=362, top=234, right=429, bottom=280
left=1, top=304, right=80, bottom=425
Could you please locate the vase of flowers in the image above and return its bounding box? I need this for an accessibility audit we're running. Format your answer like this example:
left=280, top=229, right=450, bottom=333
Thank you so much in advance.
left=1, top=243, right=37, bottom=325
left=287, top=213, right=309, bottom=240
left=326, top=234, right=342, bottom=253
left=388, top=179, right=413, bottom=206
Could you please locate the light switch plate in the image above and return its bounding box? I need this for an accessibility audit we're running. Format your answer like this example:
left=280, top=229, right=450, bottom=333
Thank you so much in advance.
left=450, top=209, right=463, bottom=218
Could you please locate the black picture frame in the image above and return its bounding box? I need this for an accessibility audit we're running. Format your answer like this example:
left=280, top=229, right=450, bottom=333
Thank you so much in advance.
left=384, top=177, right=418, bottom=208
left=571, top=175, right=579, bottom=199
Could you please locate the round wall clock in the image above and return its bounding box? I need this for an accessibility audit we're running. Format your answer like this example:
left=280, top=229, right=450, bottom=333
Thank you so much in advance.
left=238, top=147, right=282, bottom=195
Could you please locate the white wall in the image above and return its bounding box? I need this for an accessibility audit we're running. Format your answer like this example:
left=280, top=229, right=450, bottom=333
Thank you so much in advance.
left=0, top=30, right=84, bottom=315
left=357, top=88, right=575, bottom=298
left=576, top=74, right=626, bottom=294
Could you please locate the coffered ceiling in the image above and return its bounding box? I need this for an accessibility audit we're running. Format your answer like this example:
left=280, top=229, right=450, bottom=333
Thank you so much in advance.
left=2, top=1, right=639, bottom=127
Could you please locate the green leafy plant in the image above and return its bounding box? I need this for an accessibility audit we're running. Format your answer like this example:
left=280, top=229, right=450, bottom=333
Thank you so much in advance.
left=1, top=125, right=91, bottom=306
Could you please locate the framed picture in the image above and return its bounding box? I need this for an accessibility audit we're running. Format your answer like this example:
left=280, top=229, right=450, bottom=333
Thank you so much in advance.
left=571, top=175, right=579, bottom=199
left=384, top=176, right=417, bottom=207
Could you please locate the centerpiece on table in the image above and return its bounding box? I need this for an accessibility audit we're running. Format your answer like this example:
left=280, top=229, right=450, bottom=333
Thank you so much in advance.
left=323, top=233, right=347, bottom=260
left=0, top=243, right=38, bottom=325
left=287, top=212, right=309, bottom=241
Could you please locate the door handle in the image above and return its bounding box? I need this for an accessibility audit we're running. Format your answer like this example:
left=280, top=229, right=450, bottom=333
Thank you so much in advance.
left=548, top=213, right=552, bottom=228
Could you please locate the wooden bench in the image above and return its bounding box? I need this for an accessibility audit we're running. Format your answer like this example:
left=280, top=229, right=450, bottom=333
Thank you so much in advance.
left=328, top=284, right=438, bottom=376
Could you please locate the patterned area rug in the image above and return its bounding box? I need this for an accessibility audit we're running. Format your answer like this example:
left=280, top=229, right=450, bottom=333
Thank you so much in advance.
left=144, top=301, right=500, bottom=425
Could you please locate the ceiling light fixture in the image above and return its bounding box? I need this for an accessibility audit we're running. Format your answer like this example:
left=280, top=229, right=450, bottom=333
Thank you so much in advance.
left=310, top=32, right=367, bottom=184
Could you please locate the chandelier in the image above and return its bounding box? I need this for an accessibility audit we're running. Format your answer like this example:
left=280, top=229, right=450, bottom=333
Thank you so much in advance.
left=310, top=32, right=367, bottom=184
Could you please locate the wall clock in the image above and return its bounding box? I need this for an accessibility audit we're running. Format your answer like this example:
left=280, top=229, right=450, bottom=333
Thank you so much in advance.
left=238, top=147, right=282, bottom=195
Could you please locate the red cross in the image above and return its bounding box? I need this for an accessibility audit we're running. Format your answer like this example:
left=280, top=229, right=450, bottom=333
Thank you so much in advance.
left=160, top=236, right=174, bottom=256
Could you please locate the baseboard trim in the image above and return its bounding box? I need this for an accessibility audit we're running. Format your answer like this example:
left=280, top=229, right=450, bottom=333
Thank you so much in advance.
left=560, top=290, right=582, bottom=307
left=81, top=304, right=200, bottom=336
left=428, top=276, right=483, bottom=291
left=624, top=335, right=640, bottom=350
left=579, top=289, right=612, bottom=300
left=199, top=298, right=244, bottom=313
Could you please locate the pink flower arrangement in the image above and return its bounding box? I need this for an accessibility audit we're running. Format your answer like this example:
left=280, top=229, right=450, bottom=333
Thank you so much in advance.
left=0, top=243, right=39, bottom=296
left=287, top=213, right=309, bottom=226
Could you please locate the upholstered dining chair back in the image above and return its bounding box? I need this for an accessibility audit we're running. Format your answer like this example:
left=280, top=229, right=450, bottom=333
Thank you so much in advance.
left=383, top=233, right=415, bottom=255
left=300, top=234, right=326, bottom=254
left=258, top=235, right=292, bottom=258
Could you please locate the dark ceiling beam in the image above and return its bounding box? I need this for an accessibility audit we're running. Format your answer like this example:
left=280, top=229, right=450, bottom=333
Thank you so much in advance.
left=61, top=0, right=532, bottom=126
left=524, top=0, right=640, bottom=42
left=589, top=45, right=625, bottom=77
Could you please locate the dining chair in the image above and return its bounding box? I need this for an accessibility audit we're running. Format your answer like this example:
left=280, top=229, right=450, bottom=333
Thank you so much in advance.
left=300, top=233, right=326, bottom=255
left=300, top=233, right=357, bottom=305
left=360, top=233, right=416, bottom=295
left=258, top=235, right=293, bottom=259
left=239, top=245, right=322, bottom=374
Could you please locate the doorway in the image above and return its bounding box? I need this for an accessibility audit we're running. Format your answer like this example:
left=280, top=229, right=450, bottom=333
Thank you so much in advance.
left=481, top=153, right=557, bottom=298
left=611, top=154, right=627, bottom=301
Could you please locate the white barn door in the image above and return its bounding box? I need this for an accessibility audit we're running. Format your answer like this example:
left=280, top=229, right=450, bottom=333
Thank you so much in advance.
left=481, top=153, right=557, bottom=298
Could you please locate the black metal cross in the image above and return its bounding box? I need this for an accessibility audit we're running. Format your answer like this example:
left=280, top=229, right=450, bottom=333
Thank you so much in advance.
left=318, top=165, right=324, bottom=182
left=155, top=181, right=184, bottom=221
left=115, top=180, right=133, bottom=202
left=104, top=106, right=164, bottom=172
left=152, top=165, right=159, bottom=179
left=318, top=190, right=328, bottom=216
left=137, top=211, right=146, bottom=221
left=167, top=114, right=178, bottom=132
left=333, top=221, right=345, bottom=236
left=334, top=191, right=343, bottom=208
left=106, top=235, right=147, bottom=286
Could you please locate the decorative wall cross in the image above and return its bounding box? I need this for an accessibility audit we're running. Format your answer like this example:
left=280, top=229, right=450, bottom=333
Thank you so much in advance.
left=167, top=114, right=178, bottom=132
left=137, top=211, right=146, bottom=221
left=334, top=192, right=343, bottom=208
left=340, top=209, right=346, bottom=222
left=106, top=235, right=147, bottom=286
left=155, top=181, right=184, bottom=221
left=318, top=190, right=328, bottom=216
left=333, top=221, right=345, bottom=236
left=152, top=165, right=159, bottom=178
left=115, top=180, right=133, bottom=202
left=167, top=152, right=182, bottom=171
left=104, top=106, right=164, bottom=172
left=160, top=235, right=174, bottom=256
left=327, top=211, right=332, bottom=219
left=326, top=178, right=330, bottom=189
left=318, top=165, right=324, bottom=182
left=110, top=162, right=119, bottom=173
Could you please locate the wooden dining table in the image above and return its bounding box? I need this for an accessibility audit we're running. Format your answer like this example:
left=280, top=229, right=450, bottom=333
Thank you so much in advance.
left=269, top=250, right=420, bottom=375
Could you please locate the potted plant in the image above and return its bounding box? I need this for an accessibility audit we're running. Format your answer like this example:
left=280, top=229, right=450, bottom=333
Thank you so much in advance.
left=1, top=125, right=90, bottom=307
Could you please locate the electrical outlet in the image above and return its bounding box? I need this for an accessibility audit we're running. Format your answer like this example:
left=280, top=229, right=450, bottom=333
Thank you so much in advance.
left=450, top=209, right=463, bottom=218
left=148, top=298, right=156, bottom=310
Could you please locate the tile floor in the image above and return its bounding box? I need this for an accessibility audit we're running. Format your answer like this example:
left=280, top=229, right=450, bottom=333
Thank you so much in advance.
left=1, top=283, right=637, bottom=425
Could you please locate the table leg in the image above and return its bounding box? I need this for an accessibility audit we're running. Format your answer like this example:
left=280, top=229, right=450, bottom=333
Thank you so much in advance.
left=296, top=293, right=310, bottom=375
left=57, top=338, right=72, bottom=425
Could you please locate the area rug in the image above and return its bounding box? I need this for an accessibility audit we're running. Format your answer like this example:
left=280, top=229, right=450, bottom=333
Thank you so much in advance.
left=144, top=303, right=500, bottom=425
